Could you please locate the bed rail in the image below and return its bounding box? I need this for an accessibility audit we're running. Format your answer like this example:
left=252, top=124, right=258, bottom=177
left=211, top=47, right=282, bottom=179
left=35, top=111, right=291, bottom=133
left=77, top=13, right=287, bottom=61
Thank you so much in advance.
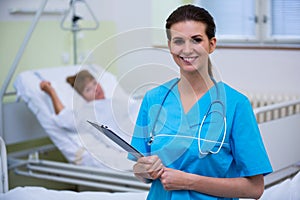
left=9, top=155, right=149, bottom=192
left=254, top=98, right=300, bottom=120
left=0, top=137, right=9, bottom=193
left=254, top=98, right=300, bottom=187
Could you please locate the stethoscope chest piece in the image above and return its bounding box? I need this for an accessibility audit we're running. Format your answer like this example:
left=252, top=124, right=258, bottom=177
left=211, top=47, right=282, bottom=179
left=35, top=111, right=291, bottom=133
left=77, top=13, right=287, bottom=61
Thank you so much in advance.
left=147, top=135, right=154, bottom=145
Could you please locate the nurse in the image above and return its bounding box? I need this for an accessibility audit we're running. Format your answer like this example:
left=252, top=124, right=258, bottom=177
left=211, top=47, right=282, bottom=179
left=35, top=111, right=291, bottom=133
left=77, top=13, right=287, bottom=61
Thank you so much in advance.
left=129, top=4, right=272, bottom=200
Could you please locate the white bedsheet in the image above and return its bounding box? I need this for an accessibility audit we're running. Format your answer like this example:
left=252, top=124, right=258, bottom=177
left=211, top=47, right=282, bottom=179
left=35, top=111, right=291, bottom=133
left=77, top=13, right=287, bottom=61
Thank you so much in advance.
left=13, top=65, right=141, bottom=170
left=1, top=171, right=300, bottom=200
left=0, top=187, right=148, bottom=200
left=260, top=171, right=300, bottom=200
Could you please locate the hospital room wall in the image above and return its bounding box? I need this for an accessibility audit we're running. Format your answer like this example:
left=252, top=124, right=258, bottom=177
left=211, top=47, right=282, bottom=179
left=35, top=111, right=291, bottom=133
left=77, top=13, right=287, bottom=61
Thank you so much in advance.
left=112, top=0, right=300, bottom=98
left=1, top=0, right=300, bottom=99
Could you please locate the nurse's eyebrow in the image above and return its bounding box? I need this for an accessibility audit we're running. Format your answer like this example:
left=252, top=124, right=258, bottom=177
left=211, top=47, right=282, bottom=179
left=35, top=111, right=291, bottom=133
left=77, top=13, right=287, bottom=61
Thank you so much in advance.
left=191, top=34, right=202, bottom=39
left=171, top=34, right=203, bottom=41
left=172, top=36, right=184, bottom=40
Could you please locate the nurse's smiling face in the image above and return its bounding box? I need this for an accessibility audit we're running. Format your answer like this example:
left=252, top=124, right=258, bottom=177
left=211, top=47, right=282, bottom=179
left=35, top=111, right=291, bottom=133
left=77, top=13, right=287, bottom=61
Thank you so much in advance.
left=168, top=20, right=216, bottom=74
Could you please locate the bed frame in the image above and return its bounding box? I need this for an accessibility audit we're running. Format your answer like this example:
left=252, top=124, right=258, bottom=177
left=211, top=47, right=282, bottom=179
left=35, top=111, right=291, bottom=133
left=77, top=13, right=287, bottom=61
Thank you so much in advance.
left=254, top=99, right=300, bottom=187
left=0, top=137, right=8, bottom=193
left=1, top=97, right=300, bottom=191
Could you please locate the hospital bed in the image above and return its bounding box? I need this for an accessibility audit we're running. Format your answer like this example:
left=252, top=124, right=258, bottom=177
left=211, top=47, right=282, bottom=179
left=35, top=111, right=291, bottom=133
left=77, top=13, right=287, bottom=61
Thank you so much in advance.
left=1, top=64, right=150, bottom=192
left=1, top=49, right=300, bottom=197
left=2, top=64, right=300, bottom=198
left=1, top=99, right=300, bottom=199
left=0, top=0, right=150, bottom=192
left=11, top=64, right=141, bottom=170
left=2, top=48, right=300, bottom=194
left=1, top=62, right=300, bottom=198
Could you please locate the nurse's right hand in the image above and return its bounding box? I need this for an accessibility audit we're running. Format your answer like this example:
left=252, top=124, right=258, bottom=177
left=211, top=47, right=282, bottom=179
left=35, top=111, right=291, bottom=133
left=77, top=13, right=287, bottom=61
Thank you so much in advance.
left=133, top=155, right=164, bottom=183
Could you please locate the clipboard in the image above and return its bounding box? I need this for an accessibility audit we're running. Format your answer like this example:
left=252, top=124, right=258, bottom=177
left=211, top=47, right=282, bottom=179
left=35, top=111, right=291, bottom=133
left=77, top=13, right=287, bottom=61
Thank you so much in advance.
left=87, top=120, right=144, bottom=160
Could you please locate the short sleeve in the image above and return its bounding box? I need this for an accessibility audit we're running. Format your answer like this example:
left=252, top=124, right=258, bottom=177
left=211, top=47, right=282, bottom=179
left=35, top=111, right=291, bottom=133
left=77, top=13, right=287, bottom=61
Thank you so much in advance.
left=231, top=98, right=273, bottom=176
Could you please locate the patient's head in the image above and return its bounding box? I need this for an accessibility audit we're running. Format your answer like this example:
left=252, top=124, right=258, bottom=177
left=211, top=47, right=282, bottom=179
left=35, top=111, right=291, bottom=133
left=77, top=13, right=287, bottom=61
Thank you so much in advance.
left=66, top=70, right=105, bottom=101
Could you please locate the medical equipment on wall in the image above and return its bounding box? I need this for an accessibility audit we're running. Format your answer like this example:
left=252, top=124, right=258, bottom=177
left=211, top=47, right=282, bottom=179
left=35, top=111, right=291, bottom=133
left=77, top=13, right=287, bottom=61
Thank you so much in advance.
left=60, top=0, right=99, bottom=65
left=147, top=77, right=227, bottom=156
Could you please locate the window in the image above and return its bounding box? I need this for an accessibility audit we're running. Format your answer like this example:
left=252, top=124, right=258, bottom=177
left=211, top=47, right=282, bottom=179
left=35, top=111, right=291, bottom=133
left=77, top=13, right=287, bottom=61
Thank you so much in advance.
left=194, top=0, right=300, bottom=46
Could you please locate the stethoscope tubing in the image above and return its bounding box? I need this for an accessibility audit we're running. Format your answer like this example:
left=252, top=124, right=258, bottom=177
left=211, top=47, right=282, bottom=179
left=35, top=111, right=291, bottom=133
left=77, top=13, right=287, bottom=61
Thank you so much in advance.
left=147, top=79, right=180, bottom=145
left=148, top=77, right=226, bottom=155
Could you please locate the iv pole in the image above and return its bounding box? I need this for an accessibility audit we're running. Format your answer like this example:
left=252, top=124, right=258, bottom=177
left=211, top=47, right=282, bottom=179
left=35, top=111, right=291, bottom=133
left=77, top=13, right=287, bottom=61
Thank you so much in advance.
left=0, top=0, right=49, bottom=141
left=60, top=0, right=99, bottom=65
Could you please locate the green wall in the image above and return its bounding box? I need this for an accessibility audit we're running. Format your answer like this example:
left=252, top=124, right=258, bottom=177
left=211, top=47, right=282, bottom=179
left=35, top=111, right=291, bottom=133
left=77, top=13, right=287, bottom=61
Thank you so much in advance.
left=0, top=20, right=117, bottom=100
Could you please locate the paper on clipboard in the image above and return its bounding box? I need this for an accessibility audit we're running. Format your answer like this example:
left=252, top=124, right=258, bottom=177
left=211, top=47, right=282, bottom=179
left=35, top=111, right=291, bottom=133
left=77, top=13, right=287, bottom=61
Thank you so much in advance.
left=87, top=120, right=144, bottom=160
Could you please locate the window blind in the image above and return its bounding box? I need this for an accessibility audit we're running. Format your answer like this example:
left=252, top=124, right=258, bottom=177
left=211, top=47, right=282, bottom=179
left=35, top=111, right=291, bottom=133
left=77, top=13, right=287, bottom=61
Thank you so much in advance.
left=271, top=0, right=300, bottom=36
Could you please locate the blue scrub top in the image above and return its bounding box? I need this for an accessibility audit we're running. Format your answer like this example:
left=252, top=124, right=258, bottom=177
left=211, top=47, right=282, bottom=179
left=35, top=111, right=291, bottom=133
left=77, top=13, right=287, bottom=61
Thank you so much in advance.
left=129, top=78, right=272, bottom=200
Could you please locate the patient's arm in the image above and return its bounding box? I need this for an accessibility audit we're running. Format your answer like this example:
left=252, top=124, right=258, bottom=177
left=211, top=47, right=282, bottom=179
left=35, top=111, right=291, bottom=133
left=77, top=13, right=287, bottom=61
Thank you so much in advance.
left=40, top=81, right=65, bottom=114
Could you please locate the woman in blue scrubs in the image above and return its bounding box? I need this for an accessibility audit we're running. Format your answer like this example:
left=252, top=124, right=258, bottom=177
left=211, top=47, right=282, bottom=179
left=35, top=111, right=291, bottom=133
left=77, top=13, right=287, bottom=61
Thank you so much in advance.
left=129, top=4, right=272, bottom=199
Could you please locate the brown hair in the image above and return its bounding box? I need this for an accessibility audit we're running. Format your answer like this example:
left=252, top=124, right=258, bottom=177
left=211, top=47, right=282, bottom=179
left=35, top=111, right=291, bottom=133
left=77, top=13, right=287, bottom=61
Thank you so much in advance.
left=66, top=70, right=95, bottom=95
left=166, top=4, right=216, bottom=41
left=165, top=4, right=216, bottom=77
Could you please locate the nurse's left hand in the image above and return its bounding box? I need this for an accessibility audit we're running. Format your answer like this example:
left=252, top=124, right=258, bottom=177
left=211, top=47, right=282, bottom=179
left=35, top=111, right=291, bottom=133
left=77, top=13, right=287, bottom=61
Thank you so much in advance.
left=133, top=155, right=164, bottom=182
left=160, top=167, right=190, bottom=190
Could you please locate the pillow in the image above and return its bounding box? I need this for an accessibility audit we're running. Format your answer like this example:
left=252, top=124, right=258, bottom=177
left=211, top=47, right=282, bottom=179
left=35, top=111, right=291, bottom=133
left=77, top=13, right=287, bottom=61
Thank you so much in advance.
left=14, top=64, right=121, bottom=115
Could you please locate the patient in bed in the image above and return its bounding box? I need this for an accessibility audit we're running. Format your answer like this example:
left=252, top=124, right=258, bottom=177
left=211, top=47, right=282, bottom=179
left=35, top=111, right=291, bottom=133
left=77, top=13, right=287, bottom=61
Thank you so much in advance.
left=40, top=70, right=105, bottom=115
left=39, top=69, right=137, bottom=171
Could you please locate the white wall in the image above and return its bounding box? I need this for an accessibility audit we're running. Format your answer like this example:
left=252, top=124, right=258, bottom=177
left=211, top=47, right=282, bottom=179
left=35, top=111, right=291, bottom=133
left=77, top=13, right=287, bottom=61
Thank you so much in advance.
left=0, top=0, right=115, bottom=21
left=1, top=0, right=299, bottom=97
left=112, top=1, right=300, bottom=97
left=211, top=49, right=300, bottom=96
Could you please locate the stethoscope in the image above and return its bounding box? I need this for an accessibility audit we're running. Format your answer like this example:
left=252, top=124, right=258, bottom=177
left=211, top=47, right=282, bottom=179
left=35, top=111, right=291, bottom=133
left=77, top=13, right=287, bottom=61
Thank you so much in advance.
left=147, top=77, right=227, bottom=155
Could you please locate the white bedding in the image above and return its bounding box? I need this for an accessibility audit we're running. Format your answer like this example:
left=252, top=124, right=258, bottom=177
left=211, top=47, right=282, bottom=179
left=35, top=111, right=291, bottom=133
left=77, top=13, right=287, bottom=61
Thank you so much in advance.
left=13, top=65, right=141, bottom=171
left=0, top=187, right=148, bottom=200
left=260, top=171, right=300, bottom=200
left=1, top=171, right=300, bottom=200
